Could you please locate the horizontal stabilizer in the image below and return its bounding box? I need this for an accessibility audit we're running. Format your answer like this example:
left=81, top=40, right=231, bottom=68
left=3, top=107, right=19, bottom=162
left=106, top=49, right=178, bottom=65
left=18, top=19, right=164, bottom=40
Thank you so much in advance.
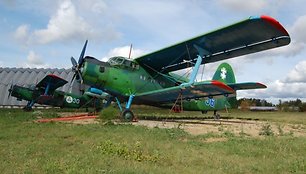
left=227, top=82, right=267, bottom=90
left=36, top=74, right=68, bottom=92
left=135, top=80, right=234, bottom=104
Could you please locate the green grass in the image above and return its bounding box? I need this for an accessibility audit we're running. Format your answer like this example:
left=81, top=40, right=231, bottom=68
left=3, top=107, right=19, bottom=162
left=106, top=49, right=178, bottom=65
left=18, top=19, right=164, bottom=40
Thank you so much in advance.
left=0, top=109, right=305, bottom=173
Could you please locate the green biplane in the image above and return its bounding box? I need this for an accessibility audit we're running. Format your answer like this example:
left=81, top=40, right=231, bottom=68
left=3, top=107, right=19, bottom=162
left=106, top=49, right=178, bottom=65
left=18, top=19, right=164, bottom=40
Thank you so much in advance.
left=70, top=15, right=290, bottom=121
left=8, top=74, right=110, bottom=111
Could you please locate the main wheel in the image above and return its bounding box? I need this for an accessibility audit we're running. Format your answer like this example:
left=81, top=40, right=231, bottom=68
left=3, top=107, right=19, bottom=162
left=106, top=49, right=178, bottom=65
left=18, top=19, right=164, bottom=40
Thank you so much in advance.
left=214, top=113, right=221, bottom=120
left=23, top=106, right=33, bottom=112
left=121, top=109, right=134, bottom=122
left=201, top=110, right=207, bottom=114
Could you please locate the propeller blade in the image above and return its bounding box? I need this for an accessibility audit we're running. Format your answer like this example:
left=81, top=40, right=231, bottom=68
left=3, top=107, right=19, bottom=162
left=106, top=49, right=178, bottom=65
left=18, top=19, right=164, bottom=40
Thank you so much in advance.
left=77, top=70, right=84, bottom=84
left=71, top=57, right=78, bottom=67
left=69, top=40, right=87, bottom=87
left=8, top=84, right=14, bottom=99
left=78, top=40, right=88, bottom=65
left=71, top=73, right=77, bottom=84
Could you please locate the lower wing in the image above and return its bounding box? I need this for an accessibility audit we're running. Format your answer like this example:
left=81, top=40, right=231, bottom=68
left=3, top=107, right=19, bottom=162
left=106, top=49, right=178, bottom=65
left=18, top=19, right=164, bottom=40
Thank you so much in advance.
left=135, top=80, right=234, bottom=104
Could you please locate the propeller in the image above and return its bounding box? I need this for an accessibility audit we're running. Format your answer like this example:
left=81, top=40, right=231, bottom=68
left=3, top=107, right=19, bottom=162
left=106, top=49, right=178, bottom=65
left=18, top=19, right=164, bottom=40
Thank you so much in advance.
left=7, top=83, right=14, bottom=99
left=70, top=40, right=88, bottom=85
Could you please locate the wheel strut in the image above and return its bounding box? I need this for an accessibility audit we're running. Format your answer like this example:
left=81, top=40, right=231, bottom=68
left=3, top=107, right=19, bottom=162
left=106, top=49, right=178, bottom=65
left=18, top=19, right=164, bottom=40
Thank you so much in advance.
left=121, top=95, right=135, bottom=121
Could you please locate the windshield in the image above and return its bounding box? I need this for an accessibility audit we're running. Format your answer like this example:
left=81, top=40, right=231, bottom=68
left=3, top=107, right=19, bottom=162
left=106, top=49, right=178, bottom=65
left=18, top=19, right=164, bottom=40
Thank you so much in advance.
left=108, top=56, right=125, bottom=66
left=107, top=56, right=139, bottom=70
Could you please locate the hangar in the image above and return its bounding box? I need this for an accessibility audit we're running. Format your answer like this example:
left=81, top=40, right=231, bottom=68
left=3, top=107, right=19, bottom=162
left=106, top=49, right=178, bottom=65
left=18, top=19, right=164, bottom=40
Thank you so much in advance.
left=0, top=67, right=83, bottom=108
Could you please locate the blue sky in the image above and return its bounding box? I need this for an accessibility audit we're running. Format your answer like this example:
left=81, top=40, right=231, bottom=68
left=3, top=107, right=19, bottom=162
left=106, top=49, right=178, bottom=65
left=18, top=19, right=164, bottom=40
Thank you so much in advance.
left=1, top=0, right=306, bottom=104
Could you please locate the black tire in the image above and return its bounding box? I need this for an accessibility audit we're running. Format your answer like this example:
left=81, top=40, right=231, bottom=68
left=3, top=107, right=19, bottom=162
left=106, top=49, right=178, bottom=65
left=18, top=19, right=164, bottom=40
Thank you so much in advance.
left=214, top=113, right=221, bottom=120
left=95, top=107, right=102, bottom=112
left=23, top=106, right=33, bottom=112
left=121, top=109, right=134, bottom=122
left=201, top=111, right=208, bottom=114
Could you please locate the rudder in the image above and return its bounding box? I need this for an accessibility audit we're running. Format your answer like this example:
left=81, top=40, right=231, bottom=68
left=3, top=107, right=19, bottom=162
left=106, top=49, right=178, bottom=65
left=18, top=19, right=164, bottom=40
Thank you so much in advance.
left=212, top=62, right=236, bottom=84
left=212, top=62, right=238, bottom=108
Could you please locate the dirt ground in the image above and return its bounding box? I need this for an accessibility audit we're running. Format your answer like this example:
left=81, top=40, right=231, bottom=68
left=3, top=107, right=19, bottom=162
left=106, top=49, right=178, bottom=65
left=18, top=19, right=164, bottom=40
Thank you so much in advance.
left=131, top=119, right=306, bottom=137
left=60, top=112, right=306, bottom=137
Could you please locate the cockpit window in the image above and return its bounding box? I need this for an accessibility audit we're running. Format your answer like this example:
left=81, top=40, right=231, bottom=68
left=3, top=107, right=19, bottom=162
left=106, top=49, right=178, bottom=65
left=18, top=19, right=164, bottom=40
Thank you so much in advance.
left=108, top=56, right=125, bottom=66
left=108, top=56, right=139, bottom=70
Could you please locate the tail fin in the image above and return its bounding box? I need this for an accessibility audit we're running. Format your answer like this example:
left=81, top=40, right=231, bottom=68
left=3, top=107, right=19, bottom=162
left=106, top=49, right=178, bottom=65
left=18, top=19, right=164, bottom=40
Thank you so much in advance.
left=212, top=62, right=238, bottom=108
left=212, top=62, right=236, bottom=84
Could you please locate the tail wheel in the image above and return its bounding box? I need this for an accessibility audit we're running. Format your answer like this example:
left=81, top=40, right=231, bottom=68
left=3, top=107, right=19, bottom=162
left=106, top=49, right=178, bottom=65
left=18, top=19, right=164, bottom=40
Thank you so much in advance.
left=121, top=109, right=134, bottom=122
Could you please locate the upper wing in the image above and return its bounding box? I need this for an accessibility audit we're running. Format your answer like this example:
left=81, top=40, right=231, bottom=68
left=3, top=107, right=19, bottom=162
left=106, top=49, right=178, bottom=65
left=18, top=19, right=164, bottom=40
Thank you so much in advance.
left=227, top=82, right=267, bottom=90
left=135, top=80, right=234, bottom=104
left=36, top=74, right=68, bottom=94
left=135, top=15, right=290, bottom=73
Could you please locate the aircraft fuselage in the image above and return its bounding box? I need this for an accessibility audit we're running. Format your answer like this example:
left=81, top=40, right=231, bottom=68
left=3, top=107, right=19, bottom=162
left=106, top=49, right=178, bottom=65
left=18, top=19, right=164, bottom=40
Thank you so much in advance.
left=81, top=56, right=233, bottom=112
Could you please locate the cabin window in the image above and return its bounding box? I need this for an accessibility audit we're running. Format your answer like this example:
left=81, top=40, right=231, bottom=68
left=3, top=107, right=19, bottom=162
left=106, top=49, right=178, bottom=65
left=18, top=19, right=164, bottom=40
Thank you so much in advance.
left=131, top=62, right=139, bottom=70
left=99, top=66, right=105, bottom=73
left=108, top=56, right=139, bottom=70
left=124, top=60, right=131, bottom=67
left=116, top=58, right=124, bottom=64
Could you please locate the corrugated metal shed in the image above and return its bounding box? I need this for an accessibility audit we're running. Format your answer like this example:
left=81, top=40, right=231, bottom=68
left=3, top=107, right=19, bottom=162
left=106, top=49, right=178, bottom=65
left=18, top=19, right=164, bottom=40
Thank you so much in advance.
left=0, top=67, right=84, bottom=107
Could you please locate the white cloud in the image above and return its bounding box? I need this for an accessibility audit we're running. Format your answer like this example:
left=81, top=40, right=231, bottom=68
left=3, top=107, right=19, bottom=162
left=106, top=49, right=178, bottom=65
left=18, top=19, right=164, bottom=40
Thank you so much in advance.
left=101, top=45, right=145, bottom=62
left=239, top=80, right=306, bottom=100
left=284, top=60, right=306, bottom=83
left=31, top=0, right=93, bottom=44
left=238, top=60, right=306, bottom=103
left=272, top=14, right=306, bottom=57
left=14, top=0, right=120, bottom=45
left=76, top=0, right=107, bottom=14
left=114, top=1, right=214, bottom=42
left=290, top=15, right=306, bottom=44
left=267, top=14, right=306, bottom=58
left=27, top=50, right=43, bottom=65
left=23, top=51, right=49, bottom=68
left=217, top=0, right=267, bottom=12
left=14, top=24, right=30, bottom=43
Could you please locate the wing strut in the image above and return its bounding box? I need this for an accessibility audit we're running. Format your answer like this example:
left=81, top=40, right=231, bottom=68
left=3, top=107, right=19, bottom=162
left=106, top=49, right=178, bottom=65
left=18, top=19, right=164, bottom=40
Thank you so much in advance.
left=44, top=83, right=50, bottom=95
left=170, top=91, right=183, bottom=113
left=180, top=44, right=208, bottom=88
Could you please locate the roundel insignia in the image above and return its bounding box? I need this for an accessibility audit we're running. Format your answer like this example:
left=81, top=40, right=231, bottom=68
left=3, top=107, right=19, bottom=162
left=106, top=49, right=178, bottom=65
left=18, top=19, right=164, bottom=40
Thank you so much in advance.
left=66, top=96, right=73, bottom=103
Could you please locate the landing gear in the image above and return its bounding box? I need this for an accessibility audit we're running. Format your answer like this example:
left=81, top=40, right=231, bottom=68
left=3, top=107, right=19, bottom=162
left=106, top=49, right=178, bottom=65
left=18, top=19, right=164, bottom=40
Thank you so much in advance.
left=115, top=95, right=136, bottom=122
left=201, top=110, right=208, bottom=114
left=213, top=110, right=220, bottom=120
left=23, top=100, right=34, bottom=112
left=23, top=106, right=33, bottom=112
left=121, top=109, right=134, bottom=122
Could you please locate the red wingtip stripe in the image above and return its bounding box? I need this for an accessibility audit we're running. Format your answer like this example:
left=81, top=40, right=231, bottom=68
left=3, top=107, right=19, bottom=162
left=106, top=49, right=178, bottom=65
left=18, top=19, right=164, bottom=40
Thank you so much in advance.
left=211, top=80, right=234, bottom=92
left=260, top=15, right=289, bottom=36
left=47, top=74, right=66, bottom=81
left=256, top=82, right=267, bottom=88
left=47, top=74, right=62, bottom=79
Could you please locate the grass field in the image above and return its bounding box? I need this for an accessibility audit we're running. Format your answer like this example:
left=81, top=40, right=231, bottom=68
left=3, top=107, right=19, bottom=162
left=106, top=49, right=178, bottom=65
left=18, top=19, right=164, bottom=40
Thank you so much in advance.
left=0, top=108, right=305, bottom=173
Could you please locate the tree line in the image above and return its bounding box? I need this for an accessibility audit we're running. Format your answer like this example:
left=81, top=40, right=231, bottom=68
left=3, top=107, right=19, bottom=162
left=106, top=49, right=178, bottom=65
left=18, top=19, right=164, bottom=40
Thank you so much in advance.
left=237, top=98, right=306, bottom=112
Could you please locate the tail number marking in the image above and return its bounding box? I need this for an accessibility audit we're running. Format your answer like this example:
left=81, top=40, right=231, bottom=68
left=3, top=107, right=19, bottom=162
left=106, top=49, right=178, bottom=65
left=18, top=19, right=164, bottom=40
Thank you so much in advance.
left=205, top=98, right=215, bottom=108
left=66, top=96, right=80, bottom=104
